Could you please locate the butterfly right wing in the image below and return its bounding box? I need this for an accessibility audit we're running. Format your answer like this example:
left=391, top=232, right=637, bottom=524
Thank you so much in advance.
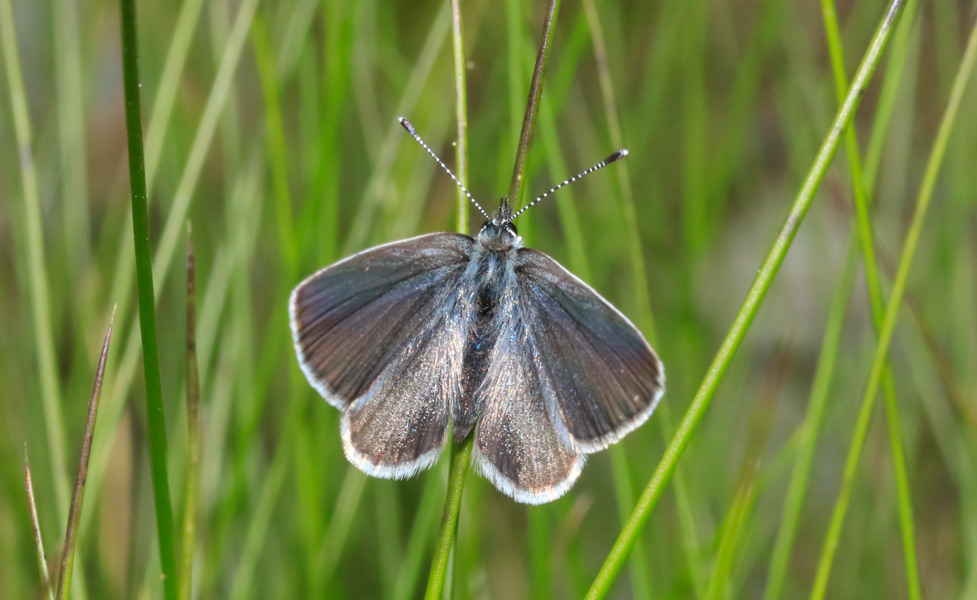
left=516, top=248, right=665, bottom=453
left=290, top=232, right=476, bottom=478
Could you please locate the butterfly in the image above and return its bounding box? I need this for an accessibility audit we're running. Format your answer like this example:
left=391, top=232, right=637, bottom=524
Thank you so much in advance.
left=289, top=118, right=665, bottom=504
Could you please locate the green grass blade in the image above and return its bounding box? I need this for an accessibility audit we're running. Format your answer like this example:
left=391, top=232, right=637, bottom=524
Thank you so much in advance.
left=762, top=240, right=857, bottom=600
left=584, top=2, right=906, bottom=597
left=25, top=446, right=55, bottom=600
left=809, top=16, right=977, bottom=600
left=817, top=0, right=921, bottom=596
left=56, top=308, right=114, bottom=600
left=393, top=472, right=446, bottom=600
left=425, top=436, right=474, bottom=600
left=507, top=0, right=561, bottom=207
left=252, top=10, right=298, bottom=276
left=0, top=0, right=71, bottom=531
left=52, top=0, right=91, bottom=297
left=179, top=230, right=201, bottom=600
left=451, top=0, right=469, bottom=234
left=425, top=7, right=475, bottom=591
left=143, top=0, right=205, bottom=187
left=118, top=0, right=178, bottom=596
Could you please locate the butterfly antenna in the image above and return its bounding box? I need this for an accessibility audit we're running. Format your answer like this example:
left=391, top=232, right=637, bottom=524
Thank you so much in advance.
left=398, top=117, right=491, bottom=220
left=512, top=150, right=629, bottom=219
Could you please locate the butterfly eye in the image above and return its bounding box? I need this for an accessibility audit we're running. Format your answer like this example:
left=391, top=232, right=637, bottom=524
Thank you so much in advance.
left=506, top=223, right=519, bottom=237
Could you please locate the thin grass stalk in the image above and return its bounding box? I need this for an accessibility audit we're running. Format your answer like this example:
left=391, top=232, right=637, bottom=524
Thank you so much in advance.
left=451, top=0, right=469, bottom=233
left=343, top=4, right=451, bottom=253
left=56, top=308, right=115, bottom=600
left=180, top=229, right=201, bottom=600
left=143, top=0, right=205, bottom=186
left=762, top=240, right=858, bottom=600
left=53, top=0, right=91, bottom=290
left=448, top=0, right=470, bottom=589
left=707, top=355, right=784, bottom=600
left=227, top=419, right=298, bottom=600
left=424, top=436, right=474, bottom=600
left=507, top=0, right=561, bottom=207
left=310, top=469, right=368, bottom=594
left=818, top=1, right=921, bottom=596
left=252, top=11, right=298, bottom=276
left=25, top=446, right=55, bottom=600
left=393, top=472, right=446, bottom=600
left=863, top=0, right=920, bottom=189
left=704, top=479, right=753, bottom=600
left=809, top=17, right=977, bottom=600
left=581, top=0, right=655, bottom=336
left=580, top=2, right=672, bottom=595
left=0, top=0, right=71, bottom=530
left=118, top=0, right=178, bottom=596
left=425, top=3, right=475, bottom=595
left=584, top=2, right=906, bottom=597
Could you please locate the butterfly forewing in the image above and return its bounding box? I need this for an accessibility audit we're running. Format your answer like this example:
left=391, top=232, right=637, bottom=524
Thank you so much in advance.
left=516, top=248, right=665, bottom=453
left=290, top=233, right=476, bottom=477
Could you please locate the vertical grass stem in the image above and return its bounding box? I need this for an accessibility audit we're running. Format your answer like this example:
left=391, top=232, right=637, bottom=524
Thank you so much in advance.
left=118, top=0, right=178, bottom=596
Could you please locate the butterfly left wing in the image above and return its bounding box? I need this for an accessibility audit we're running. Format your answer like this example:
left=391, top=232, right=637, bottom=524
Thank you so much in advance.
left=290, top=233, right=476, bottom=478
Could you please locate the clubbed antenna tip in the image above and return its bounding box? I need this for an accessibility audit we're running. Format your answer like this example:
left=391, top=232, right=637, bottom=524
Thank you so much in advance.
left=397, top=117, right=490, bottom=220
left=511, top=148, right=631, bottom=219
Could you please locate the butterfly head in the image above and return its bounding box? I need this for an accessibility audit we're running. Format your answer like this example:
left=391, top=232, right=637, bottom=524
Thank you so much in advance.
left=477, top=198, right=521, bottom=250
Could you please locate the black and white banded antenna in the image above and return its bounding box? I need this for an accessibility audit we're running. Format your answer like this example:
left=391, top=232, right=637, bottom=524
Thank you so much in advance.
left=511, top=149, right=629, bottom=219
left=398, top=117, right=491, bottom=220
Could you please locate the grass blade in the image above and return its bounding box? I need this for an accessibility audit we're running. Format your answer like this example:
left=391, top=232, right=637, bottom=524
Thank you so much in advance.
left=25, top=446, right=55, bottom=600
left=424, top=2, right=476, bottom=595
left=507, top=0, right=561, bottom=207
left=179, top=228, right=201, bottom=600
left=451, top=0, right=469, bottom=234
left=0, top=0, right=71, bottom=531
left=119, top=0, right=178, bottom=596
left=816, top=0, right=922, bottom=596
left=584, top=2, right=907, bottom=597
left=56, top=308, right=115, bottom=600
left=762, top=240, right=857, bottom=600
left=809, top=16, right=977, bottom=600
left=425, top=436, right=474, bottom=600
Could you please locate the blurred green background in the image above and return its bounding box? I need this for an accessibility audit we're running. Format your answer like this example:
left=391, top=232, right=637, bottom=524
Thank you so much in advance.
left=2, top=0, right=976, bottom=598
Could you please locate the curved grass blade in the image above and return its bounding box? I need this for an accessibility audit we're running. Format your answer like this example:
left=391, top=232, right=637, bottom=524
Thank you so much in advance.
left=584, top=2, right=907, bottom=597
left=56, top=308, right=115, bottom=600
left=25, top=446, right=55, bottom=600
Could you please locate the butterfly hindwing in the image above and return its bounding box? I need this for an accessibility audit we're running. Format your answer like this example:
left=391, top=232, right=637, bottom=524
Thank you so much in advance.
left=471, top=256, right=585, bottom=504
left=516, top=248, right=665, bottom=453
left=290, top=233, right=476, bottom=477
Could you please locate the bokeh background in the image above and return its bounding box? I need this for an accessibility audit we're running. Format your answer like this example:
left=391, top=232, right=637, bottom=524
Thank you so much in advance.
left=2, top=0, right=976, bottom=598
